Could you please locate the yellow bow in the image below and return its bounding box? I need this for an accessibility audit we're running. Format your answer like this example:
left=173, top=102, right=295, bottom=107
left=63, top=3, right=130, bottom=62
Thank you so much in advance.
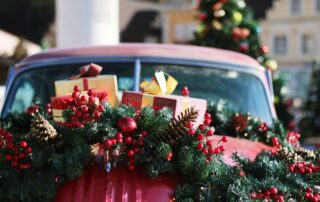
left=140, top=71, right=178, bottom=95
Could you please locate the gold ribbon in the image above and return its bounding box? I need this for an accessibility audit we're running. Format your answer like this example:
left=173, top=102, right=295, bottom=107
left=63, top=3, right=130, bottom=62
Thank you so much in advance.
left=140, top=71, right=178, bottom=95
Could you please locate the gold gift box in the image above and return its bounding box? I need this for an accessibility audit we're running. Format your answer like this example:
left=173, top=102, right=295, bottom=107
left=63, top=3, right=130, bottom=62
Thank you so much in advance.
left=54, top=75, right=118, bottom=106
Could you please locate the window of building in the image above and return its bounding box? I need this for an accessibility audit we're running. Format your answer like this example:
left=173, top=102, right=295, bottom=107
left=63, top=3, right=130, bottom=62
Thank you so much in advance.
left=316, top=0, right=320, bottom=12
left=273, top=35, right=287, bottom=55
left=291, top=0, right=301, bottom=14
left=302, top=34, right=314, bottom=54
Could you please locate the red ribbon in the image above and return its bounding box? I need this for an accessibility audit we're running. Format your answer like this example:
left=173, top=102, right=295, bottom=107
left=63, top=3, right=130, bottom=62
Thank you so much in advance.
left=69, top=63, right=102, bottom=80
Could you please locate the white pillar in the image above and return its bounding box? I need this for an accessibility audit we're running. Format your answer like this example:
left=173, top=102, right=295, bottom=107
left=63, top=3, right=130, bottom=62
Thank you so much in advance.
left=56, top=0, right=119, bottom=48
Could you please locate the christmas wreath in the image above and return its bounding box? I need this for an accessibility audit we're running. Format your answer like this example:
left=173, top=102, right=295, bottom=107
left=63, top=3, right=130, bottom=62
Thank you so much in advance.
left=0, top=91, right=319, bottom=201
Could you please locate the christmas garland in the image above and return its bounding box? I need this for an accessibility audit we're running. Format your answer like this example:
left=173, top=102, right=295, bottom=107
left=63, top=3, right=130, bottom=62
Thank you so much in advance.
left=0, top=97, right=319, bottom=201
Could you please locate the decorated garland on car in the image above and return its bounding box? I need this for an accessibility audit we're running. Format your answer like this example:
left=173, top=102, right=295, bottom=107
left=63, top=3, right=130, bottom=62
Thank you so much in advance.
left=0, top=98, right=319, bottom=201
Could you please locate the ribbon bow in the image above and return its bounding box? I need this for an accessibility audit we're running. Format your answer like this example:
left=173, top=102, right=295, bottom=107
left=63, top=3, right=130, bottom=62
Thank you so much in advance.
left=140, top=71, right=178, bottom=95
left=69, top=63, right=102, bottom=79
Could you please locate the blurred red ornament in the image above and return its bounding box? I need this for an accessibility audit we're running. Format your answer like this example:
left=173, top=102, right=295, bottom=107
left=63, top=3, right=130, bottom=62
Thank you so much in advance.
left=117, top=117, right=137, bottom=134
left=260, top=45, right=269, bottom=54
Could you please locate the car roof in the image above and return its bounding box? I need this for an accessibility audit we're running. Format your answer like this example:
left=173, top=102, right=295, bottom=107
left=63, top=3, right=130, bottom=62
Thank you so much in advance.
left=16, top=43, right=261, bottom=69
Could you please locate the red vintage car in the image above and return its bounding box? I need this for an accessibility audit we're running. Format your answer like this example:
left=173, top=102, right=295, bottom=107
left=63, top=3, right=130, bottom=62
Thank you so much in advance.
left=1, top=44, right=274, bottom=201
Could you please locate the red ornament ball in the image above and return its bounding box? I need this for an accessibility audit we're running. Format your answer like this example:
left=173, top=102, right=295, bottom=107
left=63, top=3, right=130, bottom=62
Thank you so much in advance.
left=19, top=141, right=28, bottom=148
left=117, top=116, right=137, bottom=134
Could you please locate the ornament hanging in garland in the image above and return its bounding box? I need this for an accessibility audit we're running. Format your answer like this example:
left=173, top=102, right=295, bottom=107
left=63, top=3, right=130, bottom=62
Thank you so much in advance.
left=117, top=116, right=137, bottom=134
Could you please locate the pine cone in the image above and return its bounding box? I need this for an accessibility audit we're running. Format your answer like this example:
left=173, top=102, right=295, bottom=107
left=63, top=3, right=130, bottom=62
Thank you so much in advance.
left=276, top=148, right=303, bottom=163
left=154, top=107, right=198, bottom=145
left=294, top=147, right=316, bottom=160
left=31, top=114, right=63, bottom=149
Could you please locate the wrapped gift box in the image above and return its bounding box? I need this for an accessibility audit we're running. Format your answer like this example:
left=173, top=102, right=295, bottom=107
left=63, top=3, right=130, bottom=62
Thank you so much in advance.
left=51, top=91, right=108, bottom=123
left=54, top=75, right=118, bottom=106
left=121, top=91, right=207, bottom=126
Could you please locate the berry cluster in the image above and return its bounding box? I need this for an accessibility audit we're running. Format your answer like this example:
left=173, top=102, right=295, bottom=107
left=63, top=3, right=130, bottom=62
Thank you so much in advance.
left=181, top=86, right=190, bottom=97
left=289, top=162, right=319, bottom=174
left=103, top=130, right=148, bottom=171
left=258, top=122, right=268, bottom=133
left=304, top=187, right=320, bottom=201
left=64, top=86, right=106, bottom=128
left=187, top=113, right=227, bottom=164
left=250, top=187, right=284, bottom=202
left=287, top=131, right=301, bottom=145
left=0, top=128, right=32, bottom=171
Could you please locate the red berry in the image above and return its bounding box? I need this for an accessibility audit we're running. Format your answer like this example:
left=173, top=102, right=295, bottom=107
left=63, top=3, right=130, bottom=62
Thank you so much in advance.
left=207, top=129, right=214, bottom=136
left=125, top=137, right=132, bottom=145
left=204, top=119, right=211, bottom=126
left=141, top=131, right=148, bottom=137
left=306, top=167, right=313, bottom=174
left=89, top=96, right=95, bottom=103
left=81, top=105, right=88, bottom=112
left=105, top=139, right=112, bottom=148
left=197, top=143, right=204, bottom=150
left=202, top=148, right=209, bottom=155
left=87, top=89, right=95, bottom=96
left=306, top=187, right=313, bottom=193
left=305, top=192, right=311, bottom=199
left=5, top=154, right=13, bottom=161
left=80, top=95, right=87, bottom=102
left=214, top=148, right=220, bottom=154
left=128, top=150, right=134, bottom=157
left=198, top=124, right=206, bottom=131
left=93, top=111, right=101, bottom=119
left=250, top=192, right=257, bottom=199
left=19, top=152, right=26, bottom=159
left=270, top=187, right=278, bottom=195
left=219, top=145, right=225, bottom=152
left=19, top=164, right=26, bottom=170
left=221, top=136, right=228, bottom=142
left=111, top=139, right=117, bottom=145
left=205, top=159, right=210, bottom=164
left=74, top=85, right=81, bottom=92
left=204, top=113, right=211, bottom=119
left=188, top=129, right=196, bottom=136
left=197, top=134, right=204, bottom=141
left=11, top=161, right=18, bottom=167
left=26, top=147, right=32, bottom=154
left=20, top=141, right=28, bottom=148
left=98, top=105, right=104, bottom=112
left=134, top=147, right=140, bottom=153
left=278, top=195, right=284, bottom=202
left=128, top=165, right=135, bottom=171
left=13, top=155, right=19, bottom=161
left=206, top=140, right=212, bottom=147
left=185, top=122, right=193, bottom=129
left=208, top=147, right=214, bottom=154
left=71, top=106, right=77, bottom=112
left=72, top=91, right=80, bottom=99
left=129, top=159, right=135, bottom=164
left=299, top=167, right=305, bottom=174
left=116, top=133, right=123, bottom=140
left=75, top=111, right=82, bottom=118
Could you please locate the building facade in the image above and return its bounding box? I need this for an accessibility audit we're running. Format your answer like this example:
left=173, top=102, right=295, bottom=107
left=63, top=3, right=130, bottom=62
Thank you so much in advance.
left=260, top=0, right=320, bottom=100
